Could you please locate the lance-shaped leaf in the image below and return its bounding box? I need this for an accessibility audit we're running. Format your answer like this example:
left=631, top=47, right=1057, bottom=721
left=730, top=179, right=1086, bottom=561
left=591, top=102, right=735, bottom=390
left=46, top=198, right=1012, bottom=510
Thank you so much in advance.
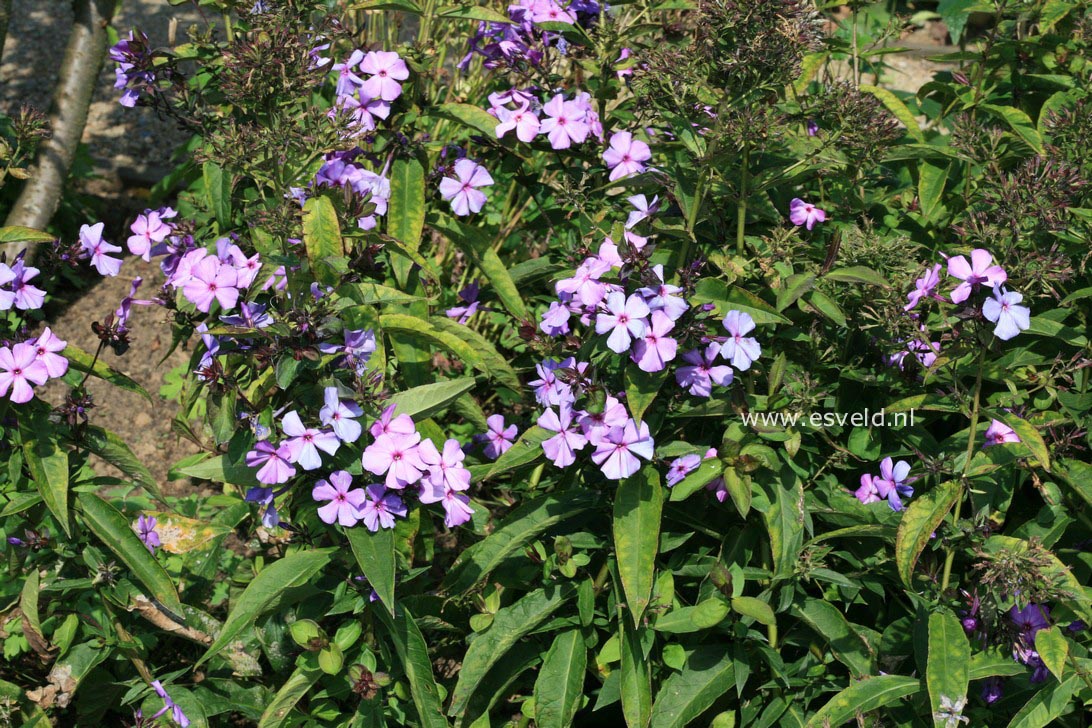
left=926, top=612, right=970, bottom=722
left=346, top=527, right=396, bottom=615
left=895, top=480, right=960, bottom=587
left=376, top=607, right=448, bottom=728
left=804, top=675, right=920, bottom=727
left=534, top=629, right=587, bottom=728
left=649, top=645, right=736, bottom=728
left=614, top=466, right=663, bottom=625
left=302, top=196, right=343, bottom=286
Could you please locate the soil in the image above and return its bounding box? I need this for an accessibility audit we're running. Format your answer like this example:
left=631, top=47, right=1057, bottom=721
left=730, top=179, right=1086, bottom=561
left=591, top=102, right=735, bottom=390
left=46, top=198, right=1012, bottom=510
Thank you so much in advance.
left=0, top=2, right=960, bottom=497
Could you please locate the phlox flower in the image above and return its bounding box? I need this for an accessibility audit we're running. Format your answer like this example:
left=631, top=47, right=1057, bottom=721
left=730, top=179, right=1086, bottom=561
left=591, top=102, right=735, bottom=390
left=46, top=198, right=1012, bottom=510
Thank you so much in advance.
left=0, top=263, right=14, bottom=310
left=0, top=342, right=49, bottom=404
left=539, top=402, right=588, bottom=468
left=446, top=281, right=482, bottom=323
left=182, top=256, right=239, bottom=313
left=666, top=454, right=701, bottom=486
left=595, top=291, right=649, bottom=354
left=220, top=301, right=273, bottom=329
left=362, top=431, right=426, bottom=488
left=358, top=484, right=407, bottom=531
left=632, top=310, right=678, bottom=373
left=150, top=680, right=190, bottom=727
left=591, top=419, right=654, bottom=480
left=637, top=265, right=688, bottom=321
left=789, top=198, right=826, bottom=230
left=320, top=387, right=364, bottom=443
left=596, top=239, right=623, bottom=269
left=420, top=438, right=472, bottom=492
left=217, top=238, right=263, bottom=290
left=332, top=49, right=366, bottom=96
left=719, top=310, right=761, bottom=371
left=369, top=404, right=417, bottom=439
left=245, top=486, right=284, bottom=528
left=529, top=358, right=584, bottom=406
left=853, top=473, right=881, bottom=505
left=281, top=411, right=340, bottom=470
left=905, top=263, right=942, bottom=311
left=539, top=93, right=590, bottom=150
left=1, top=257, right=46, bottom=311
left=675, top=345, right=734, bottom=397
left=947, top=249, right=1007, bottom=304
left=873, top=457, right=915, bottom=511
left=982, top=286, right=1030, bottom=341
left=478, top=414, right=517, bottom=459
left=495, top=103, right=541, bottom=142
left=313, top=470, right=367, bottom=526
left=336, top=90, right=391, bottom=135
left=80, top=222, right=123, bottom=277
left=530, top=0, right=576, bottom=23
left=418, top=478, right=474, bottom=528
left=625, top=194, right=659, bottom=228
left=245, top=440, right=297, bottom=484
left=261, top=264, right=288, bottom=292
left=359, top=50, right=409, bottom=101
left=556, top=256, right=611, bottom=308
left=603, top=131, right=651, bottom=181
left=984, top=419, right=1020, bottom=447
left=127, top=208, right=175, bottom=261
left=319, top=328, right=376, bottom=374
left=540, top=301, right=572, bottom=337
left=439, top=159, right=494, bottom=216
left=114, top=277, right=145, bottom=331
left=135, top=514, right=160, bottom=553
left=30, top=328, right=68, bottom=379
left=578, top=394, right=628, bottom=447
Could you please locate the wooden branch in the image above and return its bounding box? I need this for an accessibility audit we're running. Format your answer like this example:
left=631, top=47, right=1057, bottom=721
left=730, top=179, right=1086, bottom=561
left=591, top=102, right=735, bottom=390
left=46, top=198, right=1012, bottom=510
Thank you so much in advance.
left=3, top=0, right=117, bottom=259
left=0, top=0, right=12, bottom=68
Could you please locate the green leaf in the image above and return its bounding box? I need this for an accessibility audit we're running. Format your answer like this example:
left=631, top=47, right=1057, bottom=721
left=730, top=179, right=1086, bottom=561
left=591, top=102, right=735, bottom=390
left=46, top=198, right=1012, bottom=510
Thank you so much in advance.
left=1004, top=675, right=1080, bottom=728
left=926, top=612, right=970, bottom=722
left=434, top=103, right=502, bottom=137
left=775, top=273, right=815, bottom=312
left=379, top=232, right=443, bottom=283
left=1058, top=459, right=1092, bottom=508
left=895, top=480, right=960, bottom=587
left=1033, top=626, right=1068, bottom=682
left=77, top=493, right=183, bottom=617
left=448, top=585, right=574, bottom=716
left=1000, top=414, right=1051, bottom=472
left=823, top=266, right=890, bottom=288
left=968, top=650, right=1027, bottom=680
left=23, top=434, right=69, bottom=537
left=376, top=607, right=448, bottom=728
left=614, top=466, right=663, bottom=625
left=258, top=654, right=320, bottom=727
left=302, top=196, right=343, bottom=286
left=804, top=675, right=920, bottom=727
left=731, top=597, right=775, bottom=627
left=792, top=599, right=872, bottom=678
left=338, top=281, right=432, bottom=306
left=174, top=454, right=259, bottom=488
left=428, top=316, right=521, bottom=393
left=761, top=469, right=805, bottom=581
left=625, top=365, right=668, bottom=424
left=669, top=459, right=725, bottom=502
left=654, top=600, right=730, bottom=633
left=691, top=280, right=789, bottom=324
left=443, top=491, right=599, bottom=593
left=620, top=622, right=652, bottom=728
left=388, top=157, right=426, bottom=250
left=197, top=549, right=335, bottom=666
left=387, top=378, right=477, bottom=421
left=917, top=160, right=949, bottom=224
left=203, top=161, right=232, bottom=227
left=475, top=425, right=550, bottom=481
left=859, top=85, right=924, bottom=142
left=649, top=645, right=735, bottom=728
left=534, top=629, right=587, bottom=728
left=981, top=104, right=1045, bottom=154
left=0, top=226, right=55, bottom=244
left=65, top=343, right=151, bottom=401
left=433, top=220, right=527, bottom=320
left=81, top=425, right=162, bottom=501
left=722, top=468, right=751, bottom=518
left=803, top=289, right=847, bottom=327
left=437, top=5, right=512, bottom=23
left=346, top=527, right=396, bottom=615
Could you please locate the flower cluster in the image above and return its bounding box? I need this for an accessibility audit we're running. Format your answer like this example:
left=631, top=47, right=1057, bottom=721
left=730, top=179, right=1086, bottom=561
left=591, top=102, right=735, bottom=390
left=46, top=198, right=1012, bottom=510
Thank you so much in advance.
left=108, top=30, right=156, bottom=108
left=0, top=328, right=68, bottom=404
left=490, top=88, right=604, bottom=151
left=165, top=237, right=263, bottom=313
left=308, top=150, right=392, bottom=231
left=458, top=0, right=580, bottom=70
left=0, top=253, right=46, bottom=311
left=330, top=50, right=407, bottom=134
left=852, top=456, right=916, bottom=511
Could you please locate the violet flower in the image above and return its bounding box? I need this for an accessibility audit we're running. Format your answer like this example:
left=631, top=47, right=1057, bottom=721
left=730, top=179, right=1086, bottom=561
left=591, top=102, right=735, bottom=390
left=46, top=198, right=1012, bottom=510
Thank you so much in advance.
left=359, top=51, right=409, bottom=101
left=719, top=310, right=761, bottom=371
left=369, top=404, right=416, bottom=439
left=127, top=208, right=175, bottom=261
left=539, top=402, right=588, bottom=468
left=439, top=159, right=494, bottom=216
left=577, top=394, right=628, bottom=447
left=418, top=478, right=474, bottom=528
left=591, top=419, right=654, bottom=480
left=946, top=249, right=1006, bottom=304
left=789, top=198, right=826, bottom=230
left=80, top=222, right=124, bottom=277
left=1, top=257, right=46, bottom=311
left=853, top=473, right=881, bottom=505
left=150, top=680, right=190, bottom=727
left=982, top=286, right=1031, bottom=341
left=905, top=263, right=942, bottom=311
left=873, top=457, right=915, bottom=511
left=478, top=414, right=517, bottom=459
left=420, top=438, right=472, bottom=493
left=361, top=432, right=426, bottom=489
left=358, top=484, right=407, bottom=531
left=540, top=93, right=590, bottom=149
left=313, top=470, right=367, bottom=526
left=675, top=345, right=734, bottom=397
left=596, top=291, right=649, bottom=354
left=632, top=310, right=678, bottom=373
left=135, top=515, right=161, bottom=553
left=446, top=281, right=482, bottom=323
left=666, top=454, right=701, bottom=486
left=0, top=342, right=50, bottom=404
left=603, top=131, right=651, bottom=181
left=245, top=440, right=297, bottom=484
left=625, top=194, right=659, bottom=228
left=984, top=419, right=1020, bottom=447
left=281, top=411, right=340, bottom=470
left=495, top=102, right=541, bottom=142
left=182, top=257, right=239, bottom=312
left=30, top=328, right=68, bottom=379
left=319, top=387, right=364, bottom=443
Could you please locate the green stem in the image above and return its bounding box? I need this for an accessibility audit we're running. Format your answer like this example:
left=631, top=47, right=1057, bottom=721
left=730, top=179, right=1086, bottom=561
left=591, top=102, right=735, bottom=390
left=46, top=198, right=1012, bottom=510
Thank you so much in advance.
left=222, top=11, right=233, bottom=43
left=736, top=145, right=750, bottom=257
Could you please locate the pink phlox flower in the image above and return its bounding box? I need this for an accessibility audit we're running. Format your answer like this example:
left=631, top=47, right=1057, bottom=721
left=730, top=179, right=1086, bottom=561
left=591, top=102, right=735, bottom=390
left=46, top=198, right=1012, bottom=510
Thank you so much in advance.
left=625, top=194, right=659, bottom=228
left=369, top=404, right=416, bottom=439
left=539, top=402, right=588, bottom=468
left=556, top=256, right=611, bottom=308
left=281, top=411, right=340, bottom=470
left=637, top=264, right=688, bottom=321
left=439, top=158, right=494, bottom=216
left=984, top=419, right=1020, bottom=447
left=313, top=470, right=367, bottom=526
left=80, top=222, right=124, bottom=277
left=666, top=453, right=701, bottom=486
left=595, top=291, right=649, bottom=354
left=982, top=286, right=1030, bottom=341
left=905, top=263, right=942, bottom=311
left=578, top=394, right=628, bottom=447
left=479, top=414, right=518, bottom=459
left=417, top=478, right=474, bottom=528
left=361, top=431, right=426, bottom=488
left=245, top=440, right=297, bottom=485
left=603, top=131, right=651, bottom=181
left=182, top=256, right=239, bottom=312
left=675, top=344, right=734, bottom=397
left=540, top=93, right=590, bottom=150
left=358, top=483, right=407, bottom=531
left=591, top=418, right=654, bottom=480
left=854, top=473, right=881, bottom=505
left=719, top=310, right=761, bottom=371
left=332, top=49, right=366, bottom=96
left=540, top=301, right=572, bottom=337
left=789, top=198, right=826, bottom=230
left=632, top=309, right=678, bottom=372
left=359, top=50, right=409, bottom=101
left=31, top=327, right=68, bottom=379
left=0, top=342, right=49, bottom=404
left=947, top=249, right=1007, bottom=304
left=126, top=208, right=175, bottom=261
left=495, top=102, right=541, bottom=142
left=320, top=386, right=364, bottom=443
left=420, top=438, right=473, bottom=492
